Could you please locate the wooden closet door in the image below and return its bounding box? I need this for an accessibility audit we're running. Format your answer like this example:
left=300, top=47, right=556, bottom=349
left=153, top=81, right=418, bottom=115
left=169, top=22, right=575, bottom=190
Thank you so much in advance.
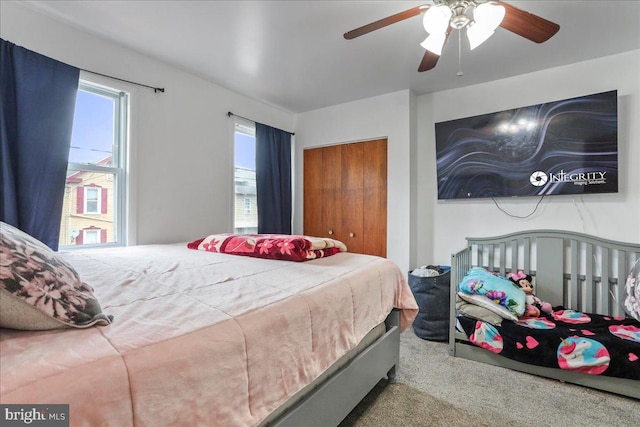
left=363, top=139, right=387, bottom=257
left=322, top=144, right=343, bottom=241
left=303, top=139, right=387, bottom=258
left=341, top=142, right=364, bottom=254
left=303, top=148, right=324, bottom=238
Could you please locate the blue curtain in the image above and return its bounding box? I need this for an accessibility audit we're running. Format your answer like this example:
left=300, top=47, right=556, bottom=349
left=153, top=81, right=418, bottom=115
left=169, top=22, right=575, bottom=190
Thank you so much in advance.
left=1, top=39, right=79, bottom=250
left=255, top=123, right=292, bottom=234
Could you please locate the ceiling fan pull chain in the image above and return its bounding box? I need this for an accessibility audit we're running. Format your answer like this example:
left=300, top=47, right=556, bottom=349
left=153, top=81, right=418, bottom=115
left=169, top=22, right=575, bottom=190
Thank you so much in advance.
left=457, top=29, right=463, bottom=77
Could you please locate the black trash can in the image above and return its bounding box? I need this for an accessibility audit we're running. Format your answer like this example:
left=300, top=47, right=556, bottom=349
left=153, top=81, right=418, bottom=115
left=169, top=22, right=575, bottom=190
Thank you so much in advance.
left=408, top=266, right=451, bottom=341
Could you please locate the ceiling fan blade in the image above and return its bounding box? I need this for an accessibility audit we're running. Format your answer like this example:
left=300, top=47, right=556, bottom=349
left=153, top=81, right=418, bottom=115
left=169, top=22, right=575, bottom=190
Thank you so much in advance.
left=497, top=1, right=560, bottom=43
left=344, top=5, right=428, bottom=40
left=418, top=27, right=451, bottom=72
left=418, top=50, right=440, bottom=72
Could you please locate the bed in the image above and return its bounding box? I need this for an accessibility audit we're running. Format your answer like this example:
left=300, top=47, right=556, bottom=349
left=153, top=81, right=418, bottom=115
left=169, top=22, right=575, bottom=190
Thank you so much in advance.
left=448, top=230, right=640, bottom=399
left=0, top=226, right=418, bottom=426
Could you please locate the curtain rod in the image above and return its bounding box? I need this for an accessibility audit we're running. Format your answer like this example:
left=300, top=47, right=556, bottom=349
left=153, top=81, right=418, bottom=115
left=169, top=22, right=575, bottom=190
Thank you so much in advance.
left=81, top=68, right=165, bottom=93
left=2, top=38, right=164, bottom=92
left=227, top=111, right=294, bottom=135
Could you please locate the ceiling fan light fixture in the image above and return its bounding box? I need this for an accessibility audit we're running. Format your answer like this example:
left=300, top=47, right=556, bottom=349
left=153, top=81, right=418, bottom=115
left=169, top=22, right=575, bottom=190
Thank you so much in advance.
left=467, top=24, right=494, bottom=50
left=467, top=2, right=505, bottom=50
left=422, top=4, right=452, bottom=34
left=344, top=0, right=560, bottom=73
left=473, top=1, right=506, bottom=31
left=420, top=33, right=447, bottom=55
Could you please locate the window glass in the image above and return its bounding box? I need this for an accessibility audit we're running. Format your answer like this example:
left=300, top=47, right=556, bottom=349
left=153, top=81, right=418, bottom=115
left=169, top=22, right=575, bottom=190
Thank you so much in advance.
left=59, top=81, right=128, bottom=248
left=85, top=187, right=99, bottom=213
left=234, top=122, right=257, bottom=234
left=69, top=90, right=115, bottom=167
left=83, top=229, right=99, bottom=244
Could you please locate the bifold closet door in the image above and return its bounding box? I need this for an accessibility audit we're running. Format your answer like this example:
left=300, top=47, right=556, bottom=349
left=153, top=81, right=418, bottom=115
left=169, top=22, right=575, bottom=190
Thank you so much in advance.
left=303, top=139, right=387, bottom=258
left=303, top=148, right=324, bottom=238
left=303, top=144, right=344, bottom=241
left=322, top=144, right=343, bottom=243
left=362, top=139, right=387, bottom=258
left=341, top=142, right=365, bottom=254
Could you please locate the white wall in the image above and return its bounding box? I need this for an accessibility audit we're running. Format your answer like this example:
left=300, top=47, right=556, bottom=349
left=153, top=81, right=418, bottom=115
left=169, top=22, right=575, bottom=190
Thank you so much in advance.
left=4, top=2, right=637, bottom=273
left=293, top=90, right=417, bottom=272
left=416, top=50, right=640, bottom=265
left=1, top=1, right=294, bottom=246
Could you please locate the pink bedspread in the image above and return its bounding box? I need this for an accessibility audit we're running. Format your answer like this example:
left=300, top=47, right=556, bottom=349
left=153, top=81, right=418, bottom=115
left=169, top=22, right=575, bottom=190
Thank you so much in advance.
left=0, top=244, right=417, bottom=426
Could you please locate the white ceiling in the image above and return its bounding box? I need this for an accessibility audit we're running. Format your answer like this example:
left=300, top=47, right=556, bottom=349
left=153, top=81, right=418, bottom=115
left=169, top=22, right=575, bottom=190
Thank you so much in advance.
left=22, top=0, right=640, bottom=113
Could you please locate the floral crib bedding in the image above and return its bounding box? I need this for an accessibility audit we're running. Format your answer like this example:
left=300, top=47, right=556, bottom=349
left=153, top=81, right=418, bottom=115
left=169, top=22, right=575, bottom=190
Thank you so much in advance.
left=457, top=309, right=640, bottom=380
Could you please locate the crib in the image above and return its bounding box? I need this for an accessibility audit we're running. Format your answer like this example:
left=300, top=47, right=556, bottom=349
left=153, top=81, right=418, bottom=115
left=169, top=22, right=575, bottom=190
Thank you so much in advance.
left=449, top=230, right=640, bottom=399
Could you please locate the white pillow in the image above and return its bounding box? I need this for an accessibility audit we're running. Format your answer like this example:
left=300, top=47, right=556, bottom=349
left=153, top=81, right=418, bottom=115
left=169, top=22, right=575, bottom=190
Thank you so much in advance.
left=457, top=292, right=518, bottom=322
left=456, top=295, right=503, bottom=325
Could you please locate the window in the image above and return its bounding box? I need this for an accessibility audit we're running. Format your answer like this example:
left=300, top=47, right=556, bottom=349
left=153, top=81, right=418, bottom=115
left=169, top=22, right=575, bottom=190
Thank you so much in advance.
left=83, top=229, right=99, bottom=245
left=233, top=121, right=258, bottom=234
left=77, top=185, right=107, bottom=215
left=84, top=187, right=100, bottom=214
left=59, top=81, right=128, bottom=247
left=76, top=227, right=107, bottom=245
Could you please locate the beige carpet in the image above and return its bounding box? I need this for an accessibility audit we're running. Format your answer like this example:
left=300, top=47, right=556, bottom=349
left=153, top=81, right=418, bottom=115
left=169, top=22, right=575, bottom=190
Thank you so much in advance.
left=339, top=380, right=493, bottom=427
left=339, top=330, right=640, bottom=427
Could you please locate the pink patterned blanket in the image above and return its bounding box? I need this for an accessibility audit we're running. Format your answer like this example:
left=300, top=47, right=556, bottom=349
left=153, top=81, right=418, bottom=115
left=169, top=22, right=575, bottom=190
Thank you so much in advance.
left=188, top=233, right=347, bottom=261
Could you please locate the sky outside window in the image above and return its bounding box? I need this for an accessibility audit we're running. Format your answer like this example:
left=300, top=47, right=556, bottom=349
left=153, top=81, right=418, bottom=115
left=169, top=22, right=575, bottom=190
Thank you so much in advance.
left=235, top=132, right=255, bottom=170
left=69, top=90, right=114, bottom=166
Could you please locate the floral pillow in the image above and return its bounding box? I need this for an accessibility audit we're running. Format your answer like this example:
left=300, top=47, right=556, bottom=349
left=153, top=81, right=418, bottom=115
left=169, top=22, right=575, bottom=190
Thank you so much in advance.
left=188, top=233, right=346, bottom=262
left=0, top=221, right=113, bottom=330
left=458, top=267, right=526, bottom=317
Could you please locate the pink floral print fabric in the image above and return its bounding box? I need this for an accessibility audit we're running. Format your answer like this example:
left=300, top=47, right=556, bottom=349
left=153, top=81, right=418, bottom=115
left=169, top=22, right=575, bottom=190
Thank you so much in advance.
left=0, top=221, right=112, bottom=330
left=188, top=233, right=347, bottom=262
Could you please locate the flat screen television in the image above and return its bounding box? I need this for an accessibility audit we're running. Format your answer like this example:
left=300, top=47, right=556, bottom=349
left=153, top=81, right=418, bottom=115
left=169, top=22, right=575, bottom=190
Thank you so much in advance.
left=435, top=90, right=618, bottom=200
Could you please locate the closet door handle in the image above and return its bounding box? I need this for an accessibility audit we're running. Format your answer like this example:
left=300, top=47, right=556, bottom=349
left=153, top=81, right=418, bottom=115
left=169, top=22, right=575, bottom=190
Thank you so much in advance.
left=349, top=232, right=355, bottom=238
left=328, top=230, right=333, bottom=235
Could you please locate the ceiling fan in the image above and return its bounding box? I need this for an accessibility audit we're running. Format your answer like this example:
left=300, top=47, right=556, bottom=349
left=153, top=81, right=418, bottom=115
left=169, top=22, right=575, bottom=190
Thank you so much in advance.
left=344, top=0, right=560, bottom=72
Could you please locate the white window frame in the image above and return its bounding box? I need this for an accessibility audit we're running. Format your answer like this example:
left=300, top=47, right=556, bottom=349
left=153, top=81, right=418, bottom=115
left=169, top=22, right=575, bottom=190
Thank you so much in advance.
left=62, top=80, right=129, bottom=248
left=83, top=229, right=99, bottom=244
left=232, top=119, right=257, bottom=233
left=84, top=186, right=100, bottom=214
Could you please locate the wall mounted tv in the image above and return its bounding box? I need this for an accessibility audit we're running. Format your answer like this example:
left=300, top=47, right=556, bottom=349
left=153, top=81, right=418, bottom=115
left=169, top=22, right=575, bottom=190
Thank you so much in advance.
left=435, top=90, right=618, bottom=200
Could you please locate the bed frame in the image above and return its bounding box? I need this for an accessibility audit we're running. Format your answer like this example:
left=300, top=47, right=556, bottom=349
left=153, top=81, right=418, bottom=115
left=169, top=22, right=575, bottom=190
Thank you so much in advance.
left=268, top=309, right=400, bottom=426
left=448, top=230, right=640, bottom=399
